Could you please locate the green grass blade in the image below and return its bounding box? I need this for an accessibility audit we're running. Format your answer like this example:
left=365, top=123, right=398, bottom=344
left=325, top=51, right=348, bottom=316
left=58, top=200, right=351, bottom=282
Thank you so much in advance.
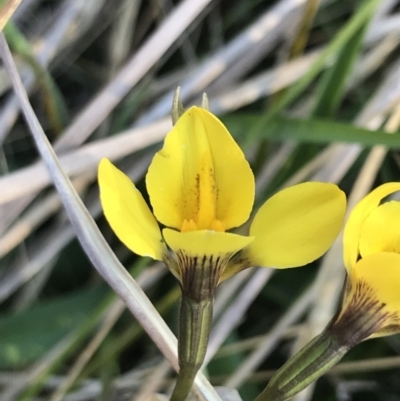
left=0, top=286, right=107, bottom=369
left=4, top=21, right=69, bottom=134
left=226, top=115, right=400, bottom=148
left=311, top=12, right=373, bottom=117
left=246, top=0, right=381, bottom=144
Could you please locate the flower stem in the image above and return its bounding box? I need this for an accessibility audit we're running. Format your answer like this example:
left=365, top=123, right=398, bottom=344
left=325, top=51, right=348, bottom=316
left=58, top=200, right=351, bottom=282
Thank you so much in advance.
left=255, top=280, right=393, bottom=401
left=170, top=295, right=213, bottom=401
left=254, top=330, right=349, bottom=401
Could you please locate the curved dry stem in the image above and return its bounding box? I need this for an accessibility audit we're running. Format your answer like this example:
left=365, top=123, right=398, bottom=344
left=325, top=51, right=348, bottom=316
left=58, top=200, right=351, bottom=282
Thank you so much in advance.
left=0, top=32, right=221, bottom=401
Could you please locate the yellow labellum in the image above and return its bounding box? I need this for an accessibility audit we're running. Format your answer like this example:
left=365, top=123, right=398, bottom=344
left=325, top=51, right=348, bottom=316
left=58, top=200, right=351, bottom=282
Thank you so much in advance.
left=163, top=229, right=253, bottom=261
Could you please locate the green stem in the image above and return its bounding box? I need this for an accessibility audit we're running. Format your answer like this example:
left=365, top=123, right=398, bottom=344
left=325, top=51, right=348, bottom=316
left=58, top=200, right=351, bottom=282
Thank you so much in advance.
left=254, top=330, right=349, bottom=401
left=170, top=364, right=199, bottom=401
left=255, top=271, right=391, bottom=401
left=170, top=295, right=213, bottom=401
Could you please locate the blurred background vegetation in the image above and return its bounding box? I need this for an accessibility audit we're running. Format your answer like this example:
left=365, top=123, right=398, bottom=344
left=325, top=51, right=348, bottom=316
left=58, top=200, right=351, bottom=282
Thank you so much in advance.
left=1, top=0, right=400, bottom=400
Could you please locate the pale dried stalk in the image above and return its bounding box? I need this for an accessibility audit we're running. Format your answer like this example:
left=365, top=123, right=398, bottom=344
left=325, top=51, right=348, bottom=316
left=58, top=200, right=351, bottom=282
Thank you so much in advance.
left=0, top=156, right=151, bottom=303
left=48, top=264, right=166, bottom=401
left=206, top=269, right=274, bottom=366
left=108, top=0, right=141, bottom=74
left=0, top=225, right=73, bottom=303
left=0, top=173, right=93, bottom=257
left=55, top=0, right=212, bottom=152
left=136, top=0, right=310, bottom=125
left=3, top=32, right=398, bottom=207
left=0, top=32, right=221, bottom=401
left=134, top=360, right=172, bottom=401
left=213, top=269, right=254, bottom=320
left=220, top=354, right=400, bottom=384
left=0, top=0, right=211, bottom=234
left=0, top=0, right=106, bottom=142
left=224, top=284, right=316, bottom=388
left=215, top=326, right=302, bottom=359
left=0, top=118, right=170, bottom=205
left=0, top=0, right=23, bottom=31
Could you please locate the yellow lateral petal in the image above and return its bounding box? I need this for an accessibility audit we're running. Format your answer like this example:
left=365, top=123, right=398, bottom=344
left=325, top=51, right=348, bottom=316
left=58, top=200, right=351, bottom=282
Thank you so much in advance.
left=98, top=158, right=165, bottom=260
left=349, top=252, right=400, bottom=317
left=359, top=201, right=400, bottom=257
left=247, top=182, right=346, bottom=268
left=163, top=228, right=254, bottom=258
left=146, top=107, right=255, bottom=230
left=343, top=183, right=400, bottom=271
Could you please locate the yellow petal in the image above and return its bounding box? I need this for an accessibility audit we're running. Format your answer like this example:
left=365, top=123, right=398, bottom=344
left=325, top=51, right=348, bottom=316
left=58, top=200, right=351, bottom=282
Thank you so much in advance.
left=332, top=252, right=400, bottom=341
left=146, top=107, right=255, bottom=231
left=163, top=229, right=253, bottom=299
left=163, top=228, right=254, bottom=259
left=359, top=201, right=400, bottom=257
left=343, top=183, right=400, bottom=271
left=247, top=182, right=346, bottom=268
left=348, top=252, right=400, bottom=316
left=98, top=158, right=165, bottom=260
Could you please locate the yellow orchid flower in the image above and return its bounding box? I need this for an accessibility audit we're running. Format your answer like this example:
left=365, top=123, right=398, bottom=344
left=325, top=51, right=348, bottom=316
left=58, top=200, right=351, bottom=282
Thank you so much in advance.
left=338, top=182, right=400, bottom=339
left=256, top=182, right=400, bottom=401
left=98, top=105, right=346, bottom=401
left=99, top=106, right=346, bottom=288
